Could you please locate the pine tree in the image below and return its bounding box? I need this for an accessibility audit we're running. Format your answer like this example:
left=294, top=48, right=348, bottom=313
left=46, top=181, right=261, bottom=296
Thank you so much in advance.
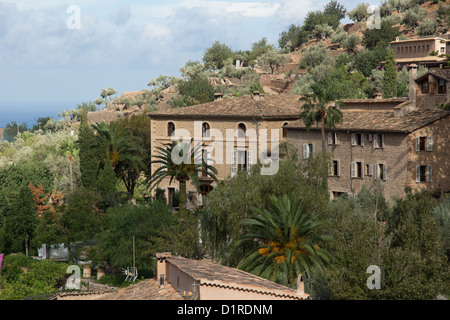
left=96, top=159, right=117, bottom=201
left=383, top=48, right=397, bottom=98
left=78, top=108, right=99, bottom=190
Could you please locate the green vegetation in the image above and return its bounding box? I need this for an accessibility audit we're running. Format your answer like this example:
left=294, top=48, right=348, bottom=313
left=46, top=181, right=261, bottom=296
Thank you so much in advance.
left=0, top=0, right=448, bottom=301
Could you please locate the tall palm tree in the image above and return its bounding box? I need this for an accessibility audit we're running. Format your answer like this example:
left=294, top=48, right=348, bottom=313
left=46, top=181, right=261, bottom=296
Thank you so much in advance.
left=299, top=82, right=344, bottom=151
left=147, top=139, right=218, bottom=214
left=92, top=121, right=144, bottom=197
left=60, top=139, right=79, bottom=192
left=237, top=195, right=330, bottom=288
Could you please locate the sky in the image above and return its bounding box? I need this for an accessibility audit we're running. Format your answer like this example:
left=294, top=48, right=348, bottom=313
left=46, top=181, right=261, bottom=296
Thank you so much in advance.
left=0, top=0, right=380, bottom=127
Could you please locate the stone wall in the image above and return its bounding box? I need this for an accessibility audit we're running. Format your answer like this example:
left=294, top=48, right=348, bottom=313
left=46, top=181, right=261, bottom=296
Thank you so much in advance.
left=286, top=128, right=410, bottom=201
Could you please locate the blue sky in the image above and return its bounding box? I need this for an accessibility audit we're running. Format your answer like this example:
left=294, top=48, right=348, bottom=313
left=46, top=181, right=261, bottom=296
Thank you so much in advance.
left=0, top=0, right=379, bottom=127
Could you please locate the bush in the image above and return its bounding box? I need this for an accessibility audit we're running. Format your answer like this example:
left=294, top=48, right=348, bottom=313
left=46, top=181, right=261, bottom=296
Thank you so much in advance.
left=0, top=256, right=70, bottom=300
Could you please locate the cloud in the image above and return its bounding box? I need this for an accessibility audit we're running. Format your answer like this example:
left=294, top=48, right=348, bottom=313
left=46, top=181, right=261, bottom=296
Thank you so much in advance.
left=274, top=0, right=320, bottom=25
left=182, top=0, right=280, bottom=18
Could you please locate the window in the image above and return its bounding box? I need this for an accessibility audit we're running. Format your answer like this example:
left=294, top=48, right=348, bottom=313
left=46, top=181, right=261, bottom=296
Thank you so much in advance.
left=231, top=149, right=252, bottom=177
left=373, top=134, right=385, bottom=148
left=282, top=123, right=288, bottom=138
left=303, top=143, right=314, bottom=159
left=200, top=149, right=210, bottom=177
left=421, top=80, right=429, bottom=94
left=238, top=123, right=246, bottom=138
left=378, top=164, right=387, bottom=181
left=438, top=79, right=446, bottom=94
left=328, top=132, right=338, bottom=145
left=202, top=122, right=210, bottom=138
left=416, top=165, right=432, bottom=182
left=365, top=164, right=374, bottom=176
left=167, top=122, right=175, bottom=137
left=351, top=161, right=363, bottom=178
left=351, top=133, right=364, bottom=146
left=330, top=160, right=340, bottom=176
left=332, top=191, right=345, bottom=199
left=415, top=136, right=433, bottom=152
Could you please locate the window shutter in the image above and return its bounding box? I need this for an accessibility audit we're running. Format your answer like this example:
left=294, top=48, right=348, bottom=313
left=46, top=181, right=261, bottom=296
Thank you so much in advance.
left=334, top=133, right=338, bottom=145
left=336, top=161, right=340, bottom=176
left=382, top=164, right=387, bottom=181
left=416, top=166, right=420, bottom=182
left=374, top=135, right=379, bottom=148
left=427, top=165, right=432, bottom=182
left=427, top=136, right=433, bottom=151
left=328, top=132, right=332, bottom=145
left=415, top=137, right=420, bottom=151
left=231, top=150, right=237, bottom=177
left=381, top=134, right=385, bottom=148
left=361, top=134, right=365, bottom=146
left=351, top=162, right=356, bottom=178
left=368, top=134, right=373, bottom=142
left=303, top=144, right=308, bottom=159
left=247, top=150, right=252, bottom=172
left=369, top=164, right=373, bottom=176
left=351, top=133, right=356, bottom=146
left=374, top=164, right=379, bottom=180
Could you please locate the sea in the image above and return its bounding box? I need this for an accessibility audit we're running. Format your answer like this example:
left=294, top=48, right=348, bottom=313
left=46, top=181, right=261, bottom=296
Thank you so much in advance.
left=0, top=101, right=77, bottom=128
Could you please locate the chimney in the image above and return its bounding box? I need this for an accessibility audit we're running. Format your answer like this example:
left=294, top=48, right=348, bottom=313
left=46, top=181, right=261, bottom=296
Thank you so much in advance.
left=156, top=252, right=171, bottom=287
left=252, top=91, right=260, bottom=101
left=214, top=93, right=223, bottom=101
left=296, top=274, right=305, bottom=295
left=409, top=64, right=418, bottom=103
left=373, top=92, right=383, bottom=99
left=395, top=37, right=399, bottom=42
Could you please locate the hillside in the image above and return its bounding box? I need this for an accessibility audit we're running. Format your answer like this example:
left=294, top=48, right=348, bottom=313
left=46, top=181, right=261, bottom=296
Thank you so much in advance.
left=87, top=0, right=450, bottom=123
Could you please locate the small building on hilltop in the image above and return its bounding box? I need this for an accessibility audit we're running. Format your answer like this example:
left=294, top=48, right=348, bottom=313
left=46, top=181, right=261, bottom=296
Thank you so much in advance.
left=389, top=37, right=449, bottom=68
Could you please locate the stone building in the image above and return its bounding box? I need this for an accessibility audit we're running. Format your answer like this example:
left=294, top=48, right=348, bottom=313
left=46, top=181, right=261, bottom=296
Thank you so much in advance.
left=389, top=37, right=449, bottom=68
left=285, top=67, right=450, bottom=201
left=148, top=92, right=303, bottom=207
left=156, top=252, right=308, bottom=300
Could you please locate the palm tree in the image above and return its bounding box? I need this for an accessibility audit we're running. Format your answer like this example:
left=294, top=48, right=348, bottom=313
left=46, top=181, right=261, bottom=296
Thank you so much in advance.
left=237, top=195, right=330, bottom=288
left=92, top=121, right=144, bottom=197
left=60, top=139, right=79, bottom=192
left=299, top=82, right=344, bottom=151
left=147, top=139, right=218, bottom=214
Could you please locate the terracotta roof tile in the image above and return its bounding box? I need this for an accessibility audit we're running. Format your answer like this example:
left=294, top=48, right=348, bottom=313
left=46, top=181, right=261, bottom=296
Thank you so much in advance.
left=285, top=108, right=450, bottom=133
left=56, top=279, right=185, bottom=300
left=148, top=94, right=303, bottom=119
left=167, top=256, right=307, bottom=300
left=415, top=68, right=450, bottom=82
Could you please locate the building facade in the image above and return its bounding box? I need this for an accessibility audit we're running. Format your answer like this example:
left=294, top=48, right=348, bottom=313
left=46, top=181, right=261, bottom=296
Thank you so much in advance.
left=148, top=93, right=303, bottom=207
left=389, top=37, right=449, bottom=68
left=285, top=67, right=450, bottom=201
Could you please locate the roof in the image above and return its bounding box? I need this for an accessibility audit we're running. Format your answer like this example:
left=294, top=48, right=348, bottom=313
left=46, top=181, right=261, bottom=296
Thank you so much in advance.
left=285, top=108, right=450, bottom=133
left=148, top=94, right=303, bottom=120
left=389, top=37, right=448, bottom=44
left=167, top=256, right=307, bottom=300
left=415, top=68, right=450, bottom=82
left=55, top=279, right=185, bottom=300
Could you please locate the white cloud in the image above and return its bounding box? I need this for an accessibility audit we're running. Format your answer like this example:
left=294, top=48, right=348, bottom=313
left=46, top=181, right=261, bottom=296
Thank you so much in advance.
left=274, top=0, right=319, bottom=25
left=181, top=0, right=280, bottom=18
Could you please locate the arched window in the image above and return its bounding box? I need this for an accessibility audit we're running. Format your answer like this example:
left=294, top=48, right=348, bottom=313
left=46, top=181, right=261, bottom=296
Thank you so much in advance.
left=202, top=122, right=210, bottom=138
left=282, top=122, right=288, bottom=138
left=167, top=122, right=175, bottom=137
left=238, top=123, right=246, bottom=138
